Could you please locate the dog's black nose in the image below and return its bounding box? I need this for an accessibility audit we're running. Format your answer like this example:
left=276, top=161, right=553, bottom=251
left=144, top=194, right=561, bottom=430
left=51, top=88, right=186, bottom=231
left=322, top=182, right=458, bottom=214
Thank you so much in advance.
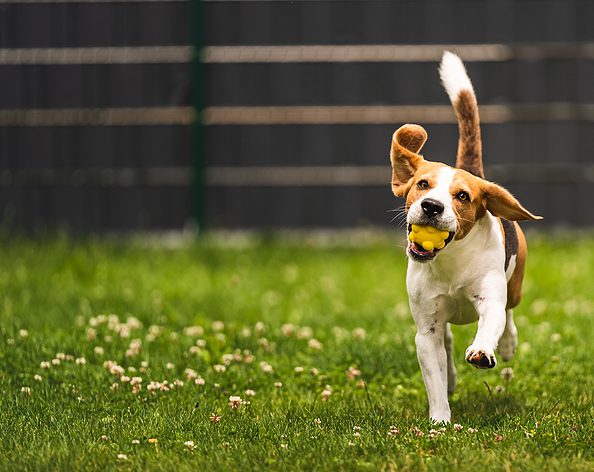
left=421, top=198, right=444, bottom=217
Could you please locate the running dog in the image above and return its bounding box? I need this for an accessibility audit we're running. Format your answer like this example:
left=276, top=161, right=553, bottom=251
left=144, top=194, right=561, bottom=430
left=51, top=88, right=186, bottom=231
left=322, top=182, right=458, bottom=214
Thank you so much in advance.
left=389, top=51, right=542, bottom=422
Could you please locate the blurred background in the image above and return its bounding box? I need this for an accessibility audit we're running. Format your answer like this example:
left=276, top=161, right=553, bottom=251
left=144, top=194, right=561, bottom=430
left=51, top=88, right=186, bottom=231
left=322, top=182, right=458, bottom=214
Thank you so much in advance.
left=0, top=0, right=592, bottom=233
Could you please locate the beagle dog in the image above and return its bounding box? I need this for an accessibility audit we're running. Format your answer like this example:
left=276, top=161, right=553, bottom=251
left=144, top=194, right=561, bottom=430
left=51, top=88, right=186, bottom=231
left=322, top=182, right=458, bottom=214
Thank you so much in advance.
left=390, top=52, right=541, bottom=423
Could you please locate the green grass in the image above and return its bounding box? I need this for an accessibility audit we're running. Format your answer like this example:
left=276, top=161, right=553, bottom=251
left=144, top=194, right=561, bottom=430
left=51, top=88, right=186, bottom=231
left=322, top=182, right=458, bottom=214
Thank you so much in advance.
left=0, top=232, right=593, bottom=471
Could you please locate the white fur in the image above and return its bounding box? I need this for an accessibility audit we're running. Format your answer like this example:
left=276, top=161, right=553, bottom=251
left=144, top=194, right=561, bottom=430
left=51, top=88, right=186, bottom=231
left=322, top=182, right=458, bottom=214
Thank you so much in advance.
left=505, top=254, right=517, bottom=280
left=407, top=167, right=457, bottom=232
left=407, top=211, right=509, bottom=423
left=439, top=51, right=474, bottom=103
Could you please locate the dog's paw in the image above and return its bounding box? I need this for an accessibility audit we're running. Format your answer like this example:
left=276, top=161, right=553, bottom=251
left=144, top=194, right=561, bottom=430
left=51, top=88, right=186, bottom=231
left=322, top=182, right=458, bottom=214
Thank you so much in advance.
left=465, top=345, right=497, bottom=369
left=430, top=411, right=451, bottom=424
left=498, top=334, right=517, bottom=361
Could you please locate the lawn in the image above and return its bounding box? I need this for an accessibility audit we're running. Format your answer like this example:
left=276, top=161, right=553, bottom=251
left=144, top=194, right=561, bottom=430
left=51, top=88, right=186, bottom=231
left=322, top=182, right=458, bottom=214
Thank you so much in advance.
left=1, top=232, right=593, bottom=471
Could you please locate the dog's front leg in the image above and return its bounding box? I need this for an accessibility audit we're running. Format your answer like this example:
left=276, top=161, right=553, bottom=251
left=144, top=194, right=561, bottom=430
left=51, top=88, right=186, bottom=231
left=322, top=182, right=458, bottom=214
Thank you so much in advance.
left=465, top=295, right=507, bottom=369
left=413, top=315, right=450, bottom=423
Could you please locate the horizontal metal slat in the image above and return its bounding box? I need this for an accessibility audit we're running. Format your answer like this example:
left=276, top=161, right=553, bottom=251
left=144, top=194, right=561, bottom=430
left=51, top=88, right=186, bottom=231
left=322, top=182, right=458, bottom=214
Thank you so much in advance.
left=1, top=43, right=592, bottom=65
left=0, top=107, right=193, bottom=126
left=0, top=47, right=192, bottom=65
left=2, top=164, right=593, bottom=188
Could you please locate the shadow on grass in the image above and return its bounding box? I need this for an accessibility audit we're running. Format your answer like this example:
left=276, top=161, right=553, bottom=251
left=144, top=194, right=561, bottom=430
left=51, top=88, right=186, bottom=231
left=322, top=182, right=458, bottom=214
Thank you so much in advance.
left=449, top=385, right=527, bottom=426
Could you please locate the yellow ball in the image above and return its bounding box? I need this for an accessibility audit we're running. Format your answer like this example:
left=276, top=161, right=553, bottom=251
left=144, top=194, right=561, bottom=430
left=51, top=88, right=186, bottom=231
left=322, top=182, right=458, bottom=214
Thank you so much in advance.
left=408, top=225, right=450, bottom=251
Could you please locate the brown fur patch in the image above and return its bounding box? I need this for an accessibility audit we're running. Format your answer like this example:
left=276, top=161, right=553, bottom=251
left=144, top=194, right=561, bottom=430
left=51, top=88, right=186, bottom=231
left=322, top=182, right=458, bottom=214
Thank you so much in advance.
left=390, top=124, right=428, bottom=197
left=507, top=222, right=527, bottom=309
left=454, top=90, right=484, bottom=178
left=403, top=162, right=449, bottom=209
left=449, top=170, right=487, bottom=239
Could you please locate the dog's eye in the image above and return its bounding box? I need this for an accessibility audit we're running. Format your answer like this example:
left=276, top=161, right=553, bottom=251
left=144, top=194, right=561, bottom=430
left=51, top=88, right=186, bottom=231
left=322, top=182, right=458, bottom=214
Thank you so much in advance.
left=417, top=180, right=429, bottom=190
left=456, top=191, right=470, bottom=201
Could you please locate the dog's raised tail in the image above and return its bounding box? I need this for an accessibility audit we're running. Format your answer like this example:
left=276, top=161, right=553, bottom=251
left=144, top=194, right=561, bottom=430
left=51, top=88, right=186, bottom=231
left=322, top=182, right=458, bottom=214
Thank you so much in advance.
left=439, top=51, right=484, bottom=179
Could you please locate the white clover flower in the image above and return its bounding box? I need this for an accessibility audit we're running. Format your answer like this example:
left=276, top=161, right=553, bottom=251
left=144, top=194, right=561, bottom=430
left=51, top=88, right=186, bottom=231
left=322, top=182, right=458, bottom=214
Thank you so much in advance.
left=184, top=326, right=204, bottom=337
left=260, top=361, right=273, bottom=374
left=254, top=321, right=266, bottom=334
left=132, top=439, right=140, bottom=445
left=194, top=377, right=205, bottom=386
left=75, top=357, right=87, bottom=365
left=130, top=377, right=142, bottom=386
left=213, top=364, right=226, bottom=373
left=240, top=327, right=252, bottom=338
left=120, top=376, right=130, bottom=383
left=40, top=361, right=50, bottom=369
left=21, top=386, right=32, bottom=396
left=281, top=324, right=296, bottom=337
left=184, top=440, right=195, bottom=450
left=274, top=382, right=283, bottom=389
left=453, top=423, right=463, bottom=431
left=184, top=368, right=198, bottom=380
left=210, top=413, right=221, bottom=423
left=245, top=389, right=256, bottom=397
left=94, top=346, right=105, bottom=356
left=296, top=327, right=313, bottom=340
left=294, top=366, right=304, bottom=374
left=352, top=327, right=367, bottom=340
left=117, top=454, right=127, bottom=461
left=34, top=374, right=42, bottom=382
left=308, top=339, right=323, bottom=350
left=228, top=395, right=242, bottom=409
left=146, top=381, right=161, bottom=392
left=221, top=354, right=234, bottom=365
left=18, top=329, right=29, bottom=338
left=51, top=359, right=61, bottom=366
left=125, top=339, right=142, bottom=358
left=501, top=367, right=514, bottom=381
left=551, top=333, right=562, bottom=342
left=346, top=367, right=361, bottom=379
left=166, top=362, right=175, bottom=370
left=212, top=321, right=225, bottom=332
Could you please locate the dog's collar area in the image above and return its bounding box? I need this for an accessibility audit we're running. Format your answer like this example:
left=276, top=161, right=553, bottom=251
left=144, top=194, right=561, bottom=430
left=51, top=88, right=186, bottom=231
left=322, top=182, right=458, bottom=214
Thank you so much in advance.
left=407, top=224, right=454, bottom=262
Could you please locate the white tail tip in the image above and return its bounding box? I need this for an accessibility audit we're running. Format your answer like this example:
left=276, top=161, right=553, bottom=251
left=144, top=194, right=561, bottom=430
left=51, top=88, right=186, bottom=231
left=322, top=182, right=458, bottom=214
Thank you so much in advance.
left=439, top=51, right=474, bottom=103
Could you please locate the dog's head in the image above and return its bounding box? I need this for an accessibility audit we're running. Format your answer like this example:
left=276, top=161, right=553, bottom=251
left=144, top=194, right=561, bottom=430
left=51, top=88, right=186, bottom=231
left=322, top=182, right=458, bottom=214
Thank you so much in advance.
left=390, top=124, right=541, bottom=263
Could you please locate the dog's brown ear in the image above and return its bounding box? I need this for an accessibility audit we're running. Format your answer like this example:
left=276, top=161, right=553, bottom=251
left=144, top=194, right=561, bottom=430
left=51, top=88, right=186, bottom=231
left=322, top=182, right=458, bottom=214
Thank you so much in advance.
left=482, top=182, right=542, bottom=221
left=390, top=124, right=427, bottom=197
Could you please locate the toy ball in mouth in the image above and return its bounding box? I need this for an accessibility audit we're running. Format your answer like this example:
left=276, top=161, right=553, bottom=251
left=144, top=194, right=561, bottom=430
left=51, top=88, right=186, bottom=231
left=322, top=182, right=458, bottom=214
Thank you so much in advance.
left=408, top=224, right=450, bottom=251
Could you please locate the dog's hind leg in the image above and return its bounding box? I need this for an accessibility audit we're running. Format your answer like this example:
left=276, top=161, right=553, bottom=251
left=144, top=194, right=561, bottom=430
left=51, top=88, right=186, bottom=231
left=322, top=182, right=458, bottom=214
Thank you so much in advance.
left=445, top=323, right=457, bottom=395
left=498, top=309, right=518, bottom=361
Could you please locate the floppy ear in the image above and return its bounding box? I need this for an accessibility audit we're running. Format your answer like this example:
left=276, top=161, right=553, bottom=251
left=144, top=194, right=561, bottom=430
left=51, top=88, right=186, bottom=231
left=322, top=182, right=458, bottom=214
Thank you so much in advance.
left=483, top=182, right=542, bottom=221
left=390, top=124, right=427, bottom=197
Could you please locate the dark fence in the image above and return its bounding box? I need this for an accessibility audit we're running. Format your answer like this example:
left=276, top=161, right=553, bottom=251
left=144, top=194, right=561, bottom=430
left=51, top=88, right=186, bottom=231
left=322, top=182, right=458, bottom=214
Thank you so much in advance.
left=1, top=0, right=593, bottom=232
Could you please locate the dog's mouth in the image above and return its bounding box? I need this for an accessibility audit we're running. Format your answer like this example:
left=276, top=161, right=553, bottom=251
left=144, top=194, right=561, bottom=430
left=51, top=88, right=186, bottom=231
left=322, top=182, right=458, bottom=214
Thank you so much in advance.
left=406, top=224, right=455, bottom=262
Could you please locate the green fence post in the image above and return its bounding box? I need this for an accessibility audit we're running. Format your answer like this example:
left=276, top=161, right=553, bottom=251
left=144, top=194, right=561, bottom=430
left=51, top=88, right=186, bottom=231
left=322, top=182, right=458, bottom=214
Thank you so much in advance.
left=191, top=0, right=205, bottom=233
